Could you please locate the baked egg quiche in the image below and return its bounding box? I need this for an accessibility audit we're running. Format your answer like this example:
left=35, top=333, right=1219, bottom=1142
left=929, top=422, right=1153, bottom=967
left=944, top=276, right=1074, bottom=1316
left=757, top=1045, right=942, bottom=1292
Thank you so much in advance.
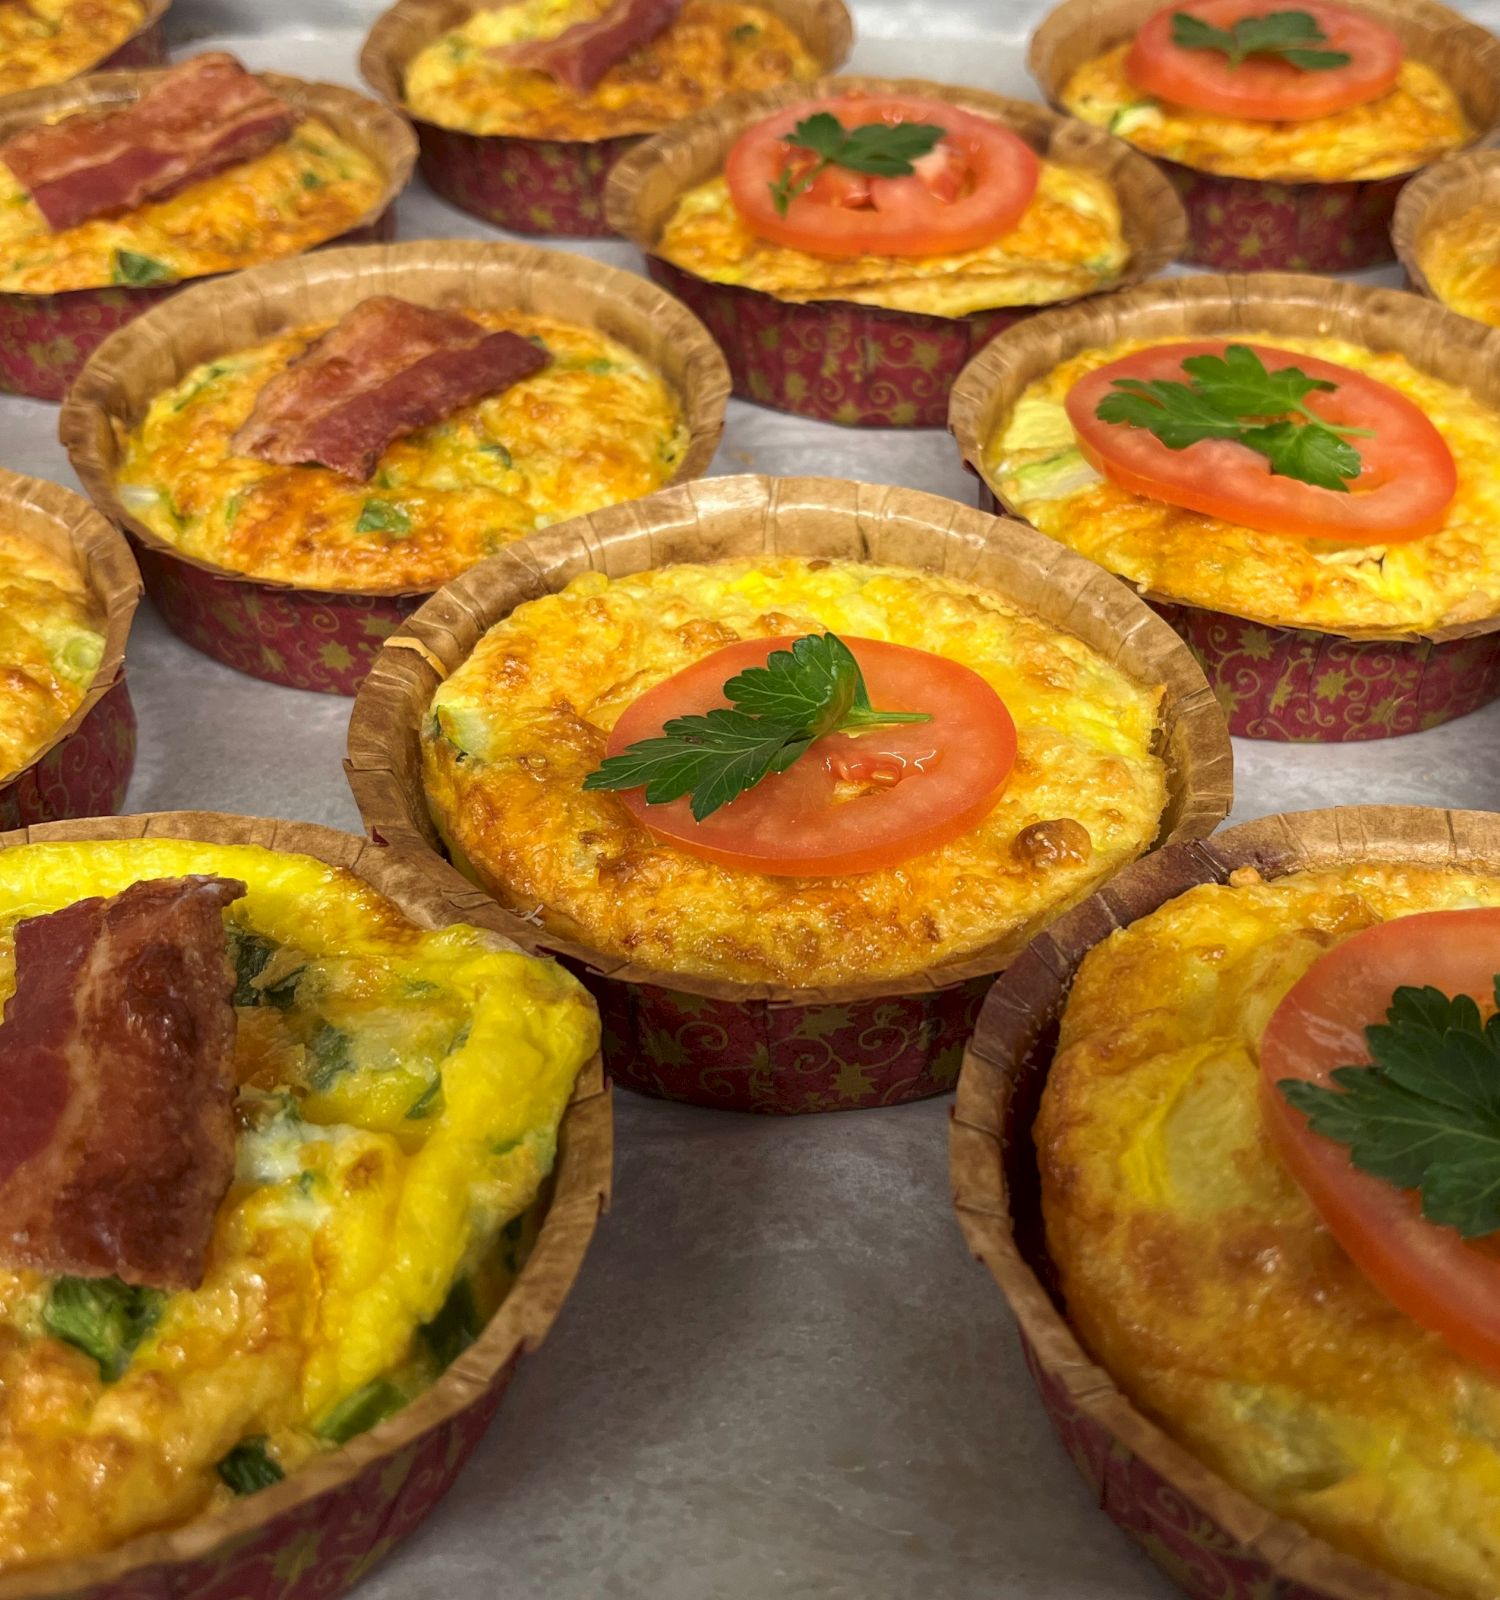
left=422, top=555, right=1169, bottom=989
left=115, top=306, right=690, bottom=593
left=0, top=836, right=597, bottom=1572
left=653, top=91, right=1129, bottom=317
left=989, top=331, right=1500, bottom=634
left=403, top=0, right=821, bottom=141
left=0, top=525, right=104, bottom=786
left=0, top=0, right=145, bottom=100
left=1413, top=200, right=1500, bottom=330
left=1059, top=0, right=1470, bottom=183
left=1040, top=860, right=1500, bottom=1600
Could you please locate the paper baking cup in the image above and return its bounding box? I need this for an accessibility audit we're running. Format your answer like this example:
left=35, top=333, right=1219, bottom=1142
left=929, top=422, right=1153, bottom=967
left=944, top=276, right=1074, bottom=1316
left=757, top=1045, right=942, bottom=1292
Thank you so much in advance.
left=1029, top=0, right=1500, bottom=272
left=950, top=271, right=1500, bottom=742
left=1392, top=146, right=1500, bottom=325
left=0, top=808, right=611, bottom=1600
left=0, top=65, right=415, bottom=401
left=0, top=468, right=140, bottom=831
left=60, top=238, right=731, bottom=695
left=952, top=802, right=1498, bottom=1600
left=345, top=473, right=1232, bottom=1116
left=605, top=75, right=1187, bottom=429
left=359, top=0, right=852, bottom=238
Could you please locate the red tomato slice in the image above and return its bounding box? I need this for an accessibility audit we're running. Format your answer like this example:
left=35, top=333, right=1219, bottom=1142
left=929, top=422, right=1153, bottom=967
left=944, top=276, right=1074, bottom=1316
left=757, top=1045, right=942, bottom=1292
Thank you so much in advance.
left=1065, top=341, right=1457, bottom=544
left=1126, top=0, right=1403, bottom=121
left=1261, top=909, right=1500, bottom=1376
left=724, top=94, right=1039, bottom=259
left=604, top=636, right=1017, bottom=877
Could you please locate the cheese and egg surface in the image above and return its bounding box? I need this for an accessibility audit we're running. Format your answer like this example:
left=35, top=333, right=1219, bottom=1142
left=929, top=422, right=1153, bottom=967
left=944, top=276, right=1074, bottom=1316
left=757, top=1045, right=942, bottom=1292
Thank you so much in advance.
left=0, top=0, right=144, bottom=99
left=1039, top=860, right=1500, bottom=1600
left=116, top=310, right=688, bottom=592
left=0, top=116, right=385, bottom=295
left=423, top=556, right=1167, bottom=989
left=403, top=0, right=820, bottom=141
left=1417, top=201, right=1500, bottom=329
left=990, top=332, right=1500, bottom=634
left=655, top=157, right=1129, bottom=317
left=0, top=527, right=104, bottom=786
left=0, top=837, right=597, bottom=1572
left=1061, top=45, right=1468, bottom=182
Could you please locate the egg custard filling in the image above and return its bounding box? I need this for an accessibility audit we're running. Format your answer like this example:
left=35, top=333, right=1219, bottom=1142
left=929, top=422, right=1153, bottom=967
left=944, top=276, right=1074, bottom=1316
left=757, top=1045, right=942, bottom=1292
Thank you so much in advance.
left=0, top=838, right=598, bottom=1573
left=0, top=0, right=145, bottom=99
left=990, top=332, right=1500, bottom=634
left=115, top=310, right=689, bottom=592
left=656, top=92, right=1128, bottom=317
left=422, top=556, right=1168, bottom=989
left=403, top=0, right=820, bottom=141
left=1415, top=202, right=1500, bottom=330
left=1040, top=861, right=1500, bottom=1600
left=0, top=526, right=105, bottom=786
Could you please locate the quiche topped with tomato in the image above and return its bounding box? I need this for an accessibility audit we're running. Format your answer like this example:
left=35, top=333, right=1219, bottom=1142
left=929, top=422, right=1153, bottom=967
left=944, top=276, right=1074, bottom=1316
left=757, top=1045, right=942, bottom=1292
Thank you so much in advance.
left=402, top=0, right=822, bottom=142
left=1042, top=862, right=1500, bottom=1599
left=1060, top=0, right=1470, bottom=182
left=422, top=556, right=1169, bottom=988
left=655, top=91, right=1130, bottom=316
left=989, top=333, right=1500, bottom=633
left=0, top=0, right=146, bottom=100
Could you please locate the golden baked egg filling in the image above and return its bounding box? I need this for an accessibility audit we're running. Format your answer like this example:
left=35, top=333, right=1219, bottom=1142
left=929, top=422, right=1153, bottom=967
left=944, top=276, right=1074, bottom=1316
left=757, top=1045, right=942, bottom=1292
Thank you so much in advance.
left=1415, top=202, right=1500, bottom=330
left=0, top=0, right=145, bottom=99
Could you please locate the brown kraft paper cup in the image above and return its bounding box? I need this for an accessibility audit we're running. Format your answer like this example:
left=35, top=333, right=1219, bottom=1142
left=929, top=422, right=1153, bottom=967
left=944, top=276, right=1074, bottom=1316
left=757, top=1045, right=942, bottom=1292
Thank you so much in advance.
left=1029, top=0, right=1500, bottom=273
left=951, top=802, right=1499, bottom=1600
left=60, top=238, right=731, bottom=696
left=605, top=74, right=1187, bottom=429
left=94, top=0, right=172, bottom=72
left=0, top=64, right=417, bottom=401
left=345, top=472, right=1233, bottom=1116
left=949, top=270, right=1500, bottom=742
left=0, top=808, right=612, bottom=1600
left=0, top=468, right=140, bottom=830
left=359, top=0, right=853, bottom=238
left=1392, top=146, right=1500, bottom=323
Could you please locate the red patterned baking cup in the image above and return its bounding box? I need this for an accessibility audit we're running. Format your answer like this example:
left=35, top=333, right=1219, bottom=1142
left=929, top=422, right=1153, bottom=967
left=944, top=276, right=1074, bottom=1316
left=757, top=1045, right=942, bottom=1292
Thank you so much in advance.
left=0, top=679, right=136, bottom=830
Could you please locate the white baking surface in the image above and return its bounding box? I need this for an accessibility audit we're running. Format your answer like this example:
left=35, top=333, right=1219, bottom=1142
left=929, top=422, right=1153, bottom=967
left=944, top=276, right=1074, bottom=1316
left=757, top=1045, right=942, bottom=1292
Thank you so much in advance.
left=7, top=3, right=1500, bottom=1594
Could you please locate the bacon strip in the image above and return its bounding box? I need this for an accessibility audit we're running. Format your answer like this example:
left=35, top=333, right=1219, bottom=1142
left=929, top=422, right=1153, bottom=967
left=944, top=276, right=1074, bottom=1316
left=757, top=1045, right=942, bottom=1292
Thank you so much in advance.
left=491, top=0, right=685, bottom=93
left=0, top=876, right=245, bottom=1290
left=0, top=53, right=297, bottom=233
left=233, top=295, right=552, bottom=482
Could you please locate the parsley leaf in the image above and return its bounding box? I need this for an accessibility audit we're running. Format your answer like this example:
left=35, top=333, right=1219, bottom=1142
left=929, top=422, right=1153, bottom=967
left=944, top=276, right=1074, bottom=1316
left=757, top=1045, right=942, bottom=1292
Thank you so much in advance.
left=1170, top=8, right=1351, bottom=69
left=584, top=632, right=932, bottom=821
left=1278, top=978, right=1500, bottom=1238
left=769, top=113, right=947, bottom=217
left=1094, top=343, right=1367, bottom=493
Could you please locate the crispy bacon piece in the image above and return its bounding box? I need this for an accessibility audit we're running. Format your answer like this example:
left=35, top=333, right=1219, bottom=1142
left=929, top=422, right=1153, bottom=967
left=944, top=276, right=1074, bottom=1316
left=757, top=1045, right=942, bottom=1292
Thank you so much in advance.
left=0, top=876, right=246, bottom=1290
left=232, top=295, right=552, bottom=482
left=491, top=0, right=685, bottom=92
left=0, top=53, right=296, bottom=233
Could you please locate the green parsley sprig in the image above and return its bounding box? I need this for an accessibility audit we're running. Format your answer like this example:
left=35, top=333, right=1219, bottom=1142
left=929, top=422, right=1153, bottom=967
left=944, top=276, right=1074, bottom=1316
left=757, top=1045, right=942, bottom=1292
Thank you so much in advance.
left=584, top=633, right=931, bottom=822
left=1279, top=979, right=1500, bottom=1239
left=1170, top=9, right=1352, bottom=70
left=1095, top=343, right=1370, bottom=492
left=769, top=112, right=947, bottom=217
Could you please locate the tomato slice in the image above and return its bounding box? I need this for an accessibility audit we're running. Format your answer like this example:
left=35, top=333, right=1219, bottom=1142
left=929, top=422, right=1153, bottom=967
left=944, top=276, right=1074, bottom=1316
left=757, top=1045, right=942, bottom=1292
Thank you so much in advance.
left=1261, top=909, right=1500, bottom=1377
left=1126, top=0, right=1403, bottom=121
left=1065, top=341, right=1457, bottom=544
left=724, top=94, right=1039, bottom=260
left=603, top=636, right=1017, bottom=877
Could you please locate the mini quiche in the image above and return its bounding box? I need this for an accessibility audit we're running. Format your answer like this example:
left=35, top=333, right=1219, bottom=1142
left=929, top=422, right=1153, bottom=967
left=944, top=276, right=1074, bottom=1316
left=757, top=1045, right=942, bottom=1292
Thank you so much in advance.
left=0, top=0, right=152, bottom=100
left=0, top=525, right=105, bottom=786
left=421, top=555, right=1170, bottom=989
left=0, top=835, right=597, bottom=1572
left=1040, top=857, right=1500, bottom=1599
left=1395, top=151, right=1500, bottom=332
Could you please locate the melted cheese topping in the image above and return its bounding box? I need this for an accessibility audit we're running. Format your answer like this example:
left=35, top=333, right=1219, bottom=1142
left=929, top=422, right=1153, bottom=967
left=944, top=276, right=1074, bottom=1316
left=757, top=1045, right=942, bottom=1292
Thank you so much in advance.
left=0, top=527, right=104, bottom=787
left=1416, top=202, right=1500, bottom=329
left=0, top=117, right=386, bottom=295
left=0, top=0, right=144, bottom=98
left=1041, top=861, right=1500, bottom=1600
left=1061, top=46, right=1469, bottom=182
left=989, top=332, right=1500, bottom=635
left=422, top=556, right=1168, bottom=988
left=654, top=159, right=1129, bottom=317
left=404, top=0, right=820, bottom=141
left=116, top=310, right=689, bottom=592
left=0, top=838, right=597, bottom=1573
